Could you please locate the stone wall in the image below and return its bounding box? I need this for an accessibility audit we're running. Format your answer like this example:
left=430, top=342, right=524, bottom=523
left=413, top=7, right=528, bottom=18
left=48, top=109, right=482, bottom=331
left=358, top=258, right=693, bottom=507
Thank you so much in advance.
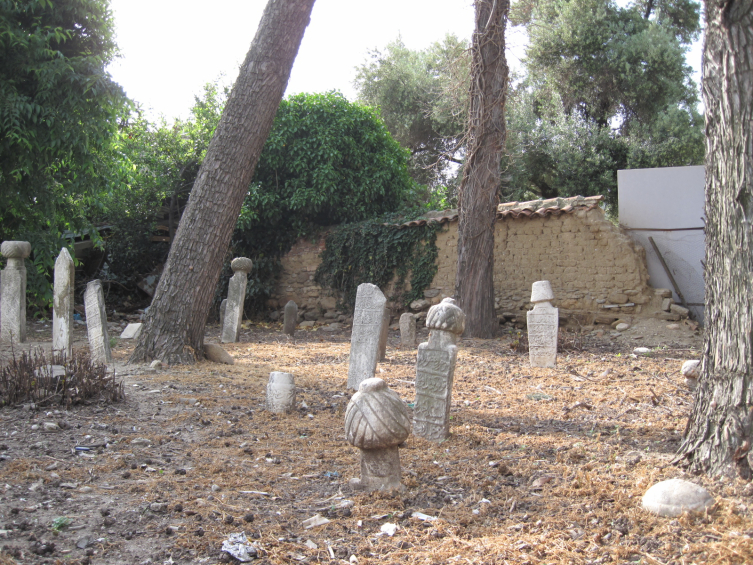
left=270, top=199, right=672, bottom=325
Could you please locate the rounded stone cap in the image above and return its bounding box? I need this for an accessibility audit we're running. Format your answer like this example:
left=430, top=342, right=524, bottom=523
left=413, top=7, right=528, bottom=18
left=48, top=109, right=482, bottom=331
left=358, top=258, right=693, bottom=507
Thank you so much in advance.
left=1, top=241, right=31, bottom=259
left=642, top=478, right=715, bottom=517
left=269, top=371, right=294, bottom=386
left=345, top=378, right=411, bottom=449
left=425, top=297, right=465, bottom=335
left=231, top=257, right=253, bottom=273
left=530, top=280, right=554, bottom=303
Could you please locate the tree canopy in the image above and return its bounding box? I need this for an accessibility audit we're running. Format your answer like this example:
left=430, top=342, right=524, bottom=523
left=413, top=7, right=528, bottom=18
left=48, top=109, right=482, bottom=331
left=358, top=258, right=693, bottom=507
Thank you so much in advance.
left=0, top=0, right=128, bottom=241
left=354, top=35, right=469, bottom=192
left=242, top=91, right=418, bottom=235
left=355, top=0, right=704, bottom=212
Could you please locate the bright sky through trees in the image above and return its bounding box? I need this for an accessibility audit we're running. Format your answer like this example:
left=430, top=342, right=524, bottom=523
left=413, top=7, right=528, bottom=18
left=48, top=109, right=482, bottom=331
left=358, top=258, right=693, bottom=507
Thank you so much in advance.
left=107, top=0, right=479, bottom=119
left=107, top=0, right=701, bottom=121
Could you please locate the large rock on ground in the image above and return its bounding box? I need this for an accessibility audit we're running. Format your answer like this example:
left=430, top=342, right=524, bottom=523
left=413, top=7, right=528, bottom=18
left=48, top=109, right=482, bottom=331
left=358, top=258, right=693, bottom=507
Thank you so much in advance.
left=204, top=343, right=235, bottom=365
left=642, top=478, right=714, bottom=517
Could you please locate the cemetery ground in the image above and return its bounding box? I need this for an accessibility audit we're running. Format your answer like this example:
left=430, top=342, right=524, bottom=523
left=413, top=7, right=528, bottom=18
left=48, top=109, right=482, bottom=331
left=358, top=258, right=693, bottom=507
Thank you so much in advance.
left=0, top=318, right=752, bottom=565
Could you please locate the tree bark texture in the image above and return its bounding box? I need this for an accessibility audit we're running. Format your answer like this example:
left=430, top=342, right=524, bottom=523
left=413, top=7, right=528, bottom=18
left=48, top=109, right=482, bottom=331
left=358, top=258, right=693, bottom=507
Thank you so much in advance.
left=130, top=0, right=316, bottom=365
left=455, top=0, right=508, bottom=338
left=676, top=0, right=753, bottom=478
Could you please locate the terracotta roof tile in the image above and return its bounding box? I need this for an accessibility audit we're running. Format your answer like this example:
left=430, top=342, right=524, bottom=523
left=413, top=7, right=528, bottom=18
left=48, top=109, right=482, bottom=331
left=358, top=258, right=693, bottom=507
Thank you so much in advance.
left=394, top=195, right=604, bottom=228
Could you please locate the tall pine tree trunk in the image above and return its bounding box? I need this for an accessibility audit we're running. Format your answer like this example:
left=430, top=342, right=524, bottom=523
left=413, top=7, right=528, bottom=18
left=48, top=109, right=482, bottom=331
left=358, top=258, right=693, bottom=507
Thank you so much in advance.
left=676, top=0, right=753, bottom=478
left=455, top=0, right=508, bottom=338
left=131, top=0, right=316, bottom=365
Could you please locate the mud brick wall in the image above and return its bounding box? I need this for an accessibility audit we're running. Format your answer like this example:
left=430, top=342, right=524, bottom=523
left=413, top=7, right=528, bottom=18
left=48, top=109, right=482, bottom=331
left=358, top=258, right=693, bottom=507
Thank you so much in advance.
left=271, top=207, right=662, bottom=322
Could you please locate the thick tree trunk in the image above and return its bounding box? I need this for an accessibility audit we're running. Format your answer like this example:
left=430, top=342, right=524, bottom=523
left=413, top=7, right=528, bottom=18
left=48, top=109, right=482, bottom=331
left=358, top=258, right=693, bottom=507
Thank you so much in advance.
left=455, top=0, right=508, bottom=338
left=676, top=0, right=753, bottom=478
left=130, top=0, right=316, bottom=365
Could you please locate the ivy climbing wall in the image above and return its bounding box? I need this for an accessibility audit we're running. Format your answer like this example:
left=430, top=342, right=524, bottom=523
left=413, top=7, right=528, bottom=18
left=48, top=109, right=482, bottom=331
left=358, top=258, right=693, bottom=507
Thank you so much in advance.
left=270, top=198, right=670, bottom=324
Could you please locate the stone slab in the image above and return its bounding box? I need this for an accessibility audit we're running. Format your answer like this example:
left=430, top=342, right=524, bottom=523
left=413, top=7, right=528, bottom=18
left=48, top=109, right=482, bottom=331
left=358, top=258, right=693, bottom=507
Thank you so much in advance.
left=283, top=300, right=298, bottom=336
left=120, top=323, right=143, bottom=340
left=413, top=347, right=456, bottom=441
left=52, top=248, right=75, bottom=356
left=399, top=313, right=416, bottom=348
left=347, top=284, right=387, bottom=390
left=527, top=303, right=558, bottom=368
left=84, top=280, right=112, bottom=365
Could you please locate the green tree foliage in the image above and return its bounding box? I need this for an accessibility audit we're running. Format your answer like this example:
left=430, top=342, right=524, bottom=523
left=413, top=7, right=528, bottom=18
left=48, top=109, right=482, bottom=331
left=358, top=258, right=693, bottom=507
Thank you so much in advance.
left=103, top=89, right=417, bottom=314
left=502, top=0, right=704, bottom=208
left=100, top=83, right=228, bottom=285
left=241, top=91, right=418, bottom=236
left=354, top=35, right=469, bottom=193
left=0, top=0, right=128, bottom=307
left=516, top=0, right=700, bottom=129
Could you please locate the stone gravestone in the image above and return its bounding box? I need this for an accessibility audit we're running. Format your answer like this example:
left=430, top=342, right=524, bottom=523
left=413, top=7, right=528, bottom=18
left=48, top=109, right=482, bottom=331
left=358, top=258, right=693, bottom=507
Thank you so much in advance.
left=52, top=248, right=75, bottom=357
left=84, top=280, right=112, bottom=364
left=219, top=299, right=227, bottom=329
left=345, top=378, right=411, bottom=491
left=413, top=298, right=466, bottom=442
left=283, top=300, right=298, bottom=336
left=377, top=310, right=390, bottom=361
left=347, top=283, right=387, bottom=390
left=0, top=241, right=31, bottom=344
left=399, top=312, right=416, bottom=348
left=527, top=280, right=558, bottom=368
left=221, top=257, right=253, bottom=343
left=266, top=372, right=296, bottom=413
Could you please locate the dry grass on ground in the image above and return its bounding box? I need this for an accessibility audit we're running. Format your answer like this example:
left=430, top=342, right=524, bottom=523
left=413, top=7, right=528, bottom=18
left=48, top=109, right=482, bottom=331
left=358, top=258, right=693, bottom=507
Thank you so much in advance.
left=0, top=320, right=751, bottom=565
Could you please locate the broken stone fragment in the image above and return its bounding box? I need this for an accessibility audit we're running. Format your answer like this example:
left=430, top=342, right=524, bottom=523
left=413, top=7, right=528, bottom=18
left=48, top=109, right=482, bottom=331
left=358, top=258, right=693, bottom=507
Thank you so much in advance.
left=345, top=378, right=410, bottom=491
left=204, top=343, right=234, bottom=365
left=266, top=372, right=296, bottom=414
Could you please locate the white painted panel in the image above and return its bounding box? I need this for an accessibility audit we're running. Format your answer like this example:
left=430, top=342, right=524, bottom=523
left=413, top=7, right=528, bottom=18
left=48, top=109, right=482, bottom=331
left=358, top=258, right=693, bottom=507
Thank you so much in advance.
left=618, top=166, right=705, bottom=324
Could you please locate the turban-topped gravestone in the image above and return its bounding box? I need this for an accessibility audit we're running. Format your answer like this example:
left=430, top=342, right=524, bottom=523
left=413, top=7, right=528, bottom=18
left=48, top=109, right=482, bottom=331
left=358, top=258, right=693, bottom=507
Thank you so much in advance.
left=527, top=281, right=558, bottom=368
left=221, top=257, right=253, bottom=343
left=0, top=241, right=31, bottom=343
left=345, top=378, right=411, bottom=491
left=413, top=298, right=465, bottom=442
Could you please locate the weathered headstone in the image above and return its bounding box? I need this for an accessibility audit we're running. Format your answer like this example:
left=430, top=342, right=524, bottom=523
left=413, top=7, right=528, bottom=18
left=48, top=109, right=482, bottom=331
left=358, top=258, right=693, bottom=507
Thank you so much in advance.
left=345, top=378, right=411, bottom=491
left=527, top=280, right=558, bottom=368
left=399, top=312, right=416, bottom=348
left=266, top=372, right=296, bottom=413
left=52, top=248, right=75, bottom=356
left=0, top=241, right=31, bottom=344
left=377, top=310, right=390, bottom=361
left=283, top=300, right=298, bottom=336
left=84, top=280, right=112, bottom=364
left=221, top=257, right=253, bottom=343
left=346, top=283, right=387, bottom=390
left=219, top=299, right=227, bottom=329
left=413, top=298, right=466, bottom=442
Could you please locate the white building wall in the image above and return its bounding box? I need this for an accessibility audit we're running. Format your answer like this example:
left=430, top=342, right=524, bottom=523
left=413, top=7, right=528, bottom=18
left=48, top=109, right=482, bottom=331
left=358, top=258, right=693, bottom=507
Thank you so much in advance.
left=618, top=165, right=705, bottom=324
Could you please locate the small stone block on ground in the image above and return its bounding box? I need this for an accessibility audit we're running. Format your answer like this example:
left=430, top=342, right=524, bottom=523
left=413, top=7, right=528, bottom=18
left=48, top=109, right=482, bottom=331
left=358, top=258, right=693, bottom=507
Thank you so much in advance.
left=120, top=323, right=143, bottom=339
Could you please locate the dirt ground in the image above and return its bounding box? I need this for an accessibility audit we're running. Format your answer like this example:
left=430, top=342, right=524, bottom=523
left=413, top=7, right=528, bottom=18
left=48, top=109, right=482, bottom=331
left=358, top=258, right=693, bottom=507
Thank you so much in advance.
left=1, top=316, right=752, bottom=565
